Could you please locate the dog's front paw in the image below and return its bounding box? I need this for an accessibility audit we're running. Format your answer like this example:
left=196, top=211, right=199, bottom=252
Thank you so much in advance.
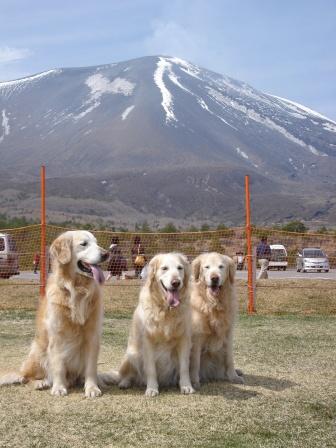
left=85, top=384, right=102, bottom=398
left=192, top=380, right=201, bottom=390
left=228, top=374, right=245, bottom=384
left=190, top=374, right=200, bottom=390
left=51, top=384, right=68, bottom=396
left=180, top=384, right=195, bottom=394
left=34, top=379, right=51, bottom=390
left=145, top=387, right=159, bottom=397
left=119, top=378, right=131, bottom=389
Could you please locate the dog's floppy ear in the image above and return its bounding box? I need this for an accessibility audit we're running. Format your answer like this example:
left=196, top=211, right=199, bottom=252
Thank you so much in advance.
left=192, top=255, right=202, bottom=282
left=228, top=256, right=236, bottom=285
left=50, top=233, right=72, bottom=265
left=145, top=254, right=160, bottom=288
left=178, top=253, right=191, bottom=284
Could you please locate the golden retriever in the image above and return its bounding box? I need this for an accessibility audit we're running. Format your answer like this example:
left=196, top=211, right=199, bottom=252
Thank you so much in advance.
left=104, top=253, right=195, bottom=397
left=0, top=230, right=109, bottom=398
left=190, top=252, right=243, bottom=388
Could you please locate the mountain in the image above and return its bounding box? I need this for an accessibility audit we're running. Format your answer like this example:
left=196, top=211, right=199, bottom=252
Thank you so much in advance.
left=0, top=55, right=335, bottom=227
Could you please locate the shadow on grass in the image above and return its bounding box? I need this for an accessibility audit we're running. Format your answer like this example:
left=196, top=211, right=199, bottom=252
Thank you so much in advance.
left=194, top=373, right=297, bottom=399
left=200, top=382, right=260, bottom=400
left=243, top=374, right=297, bottom=391
left=100, top=384, right=260, bottom=400
left=20, top=373, right=297, bottom=400
left=101, top=381, right=260, bottom=400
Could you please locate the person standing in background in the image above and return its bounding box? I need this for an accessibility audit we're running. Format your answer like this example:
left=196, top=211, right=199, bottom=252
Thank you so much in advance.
left=256, top=236, right=271, bottom=279
left=106, top=237, right=126, bottom=281
left=33, top=252, right=40, bottom=274
left=131, top=236, right=146, bottom=278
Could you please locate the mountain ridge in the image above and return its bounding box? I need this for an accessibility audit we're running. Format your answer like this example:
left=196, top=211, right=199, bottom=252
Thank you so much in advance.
left=0, top=55, right=335, bottom=227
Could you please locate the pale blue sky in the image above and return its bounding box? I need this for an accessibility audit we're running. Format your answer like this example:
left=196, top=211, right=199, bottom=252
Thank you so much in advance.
left=1, top=0, right=335, bottom=119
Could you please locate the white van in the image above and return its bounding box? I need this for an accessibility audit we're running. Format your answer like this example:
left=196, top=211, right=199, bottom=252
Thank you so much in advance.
left=269, top=244, right=288, bottom=270
left=0, top=233, right=20, bottom=278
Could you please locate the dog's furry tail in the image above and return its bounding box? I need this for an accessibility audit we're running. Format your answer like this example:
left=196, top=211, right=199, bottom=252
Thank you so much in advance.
left=97, top=370, right=120, bottom=387
left=0, top=372, right=26, bottom=387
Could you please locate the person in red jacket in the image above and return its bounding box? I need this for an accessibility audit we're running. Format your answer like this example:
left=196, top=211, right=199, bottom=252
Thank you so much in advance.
left=33, top=252, right=40, bottom=274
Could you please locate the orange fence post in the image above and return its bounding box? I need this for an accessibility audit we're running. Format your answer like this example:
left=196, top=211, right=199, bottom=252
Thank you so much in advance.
left=245, top=175, right=255, bottom=313
left=40, top=165, right=47, bottom=297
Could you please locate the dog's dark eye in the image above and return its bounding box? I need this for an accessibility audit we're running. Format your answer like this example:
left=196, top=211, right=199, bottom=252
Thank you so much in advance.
left=80, top=241, right=88, bottom=247
left=161, top=266, right=168, bottom=271
left=204, top=265, right=210, bottom=269
left=177, top=265, right=183, bottom=270
left=218, top=265, right=224, bottom=269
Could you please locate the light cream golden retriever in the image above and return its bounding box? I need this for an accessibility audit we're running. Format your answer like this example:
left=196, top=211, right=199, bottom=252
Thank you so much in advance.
left=0, top=230, right=109, bottom=398
left=190, top=252, right=244, bottom=389
left=104, top=253, right=195, bottom=397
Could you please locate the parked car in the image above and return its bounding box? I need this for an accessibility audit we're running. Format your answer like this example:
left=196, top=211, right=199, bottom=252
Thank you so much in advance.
left=296, top=248, right=329, bottom=273
left=0, top=233, right=20, bottom=278
left=268, top=244, right=288, bottom=270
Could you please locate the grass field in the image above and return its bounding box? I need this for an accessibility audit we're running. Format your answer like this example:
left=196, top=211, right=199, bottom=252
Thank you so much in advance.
left=0, top=280, right=335, bottom=448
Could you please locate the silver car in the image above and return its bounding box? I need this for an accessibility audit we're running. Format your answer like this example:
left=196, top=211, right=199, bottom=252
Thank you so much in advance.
left=296, top=248, right=329, bottom=273
left=0, top=233, right=20, bottom=278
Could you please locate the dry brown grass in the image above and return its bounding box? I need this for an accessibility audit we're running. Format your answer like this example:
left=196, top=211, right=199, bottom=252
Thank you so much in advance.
left=250, top=279, right=336, bottom=315
left=0, top=279, right=335, bottom=447
left=1, top=278, right=335, bottom=316
left=0, top=311, right=335, bottom=448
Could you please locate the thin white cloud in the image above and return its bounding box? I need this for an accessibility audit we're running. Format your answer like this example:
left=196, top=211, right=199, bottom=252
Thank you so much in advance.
left=144, top=20, right=205, bottom=62
left=0, top=46, right=32, bottom=64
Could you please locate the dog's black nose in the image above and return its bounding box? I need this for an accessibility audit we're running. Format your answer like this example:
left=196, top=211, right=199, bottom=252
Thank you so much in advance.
left=171, top=279, right=181, bottom=289
left=101, top=251, right=109, bottom=262
left=211, top=276, right=219, bottom=286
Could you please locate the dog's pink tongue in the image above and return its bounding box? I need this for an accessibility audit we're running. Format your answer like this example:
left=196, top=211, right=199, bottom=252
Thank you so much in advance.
left=91, top=265, right=105, bottom=285
left=167, top=290, right=180, bottom=308
left=210, top=286, right=220, bottom=296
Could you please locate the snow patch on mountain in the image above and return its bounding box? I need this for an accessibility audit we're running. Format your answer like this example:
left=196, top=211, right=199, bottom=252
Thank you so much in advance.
left=212, top=76, right=278, bottom=111
left=154, top=57, right=237, bottom=129
left=86, top=74, right=135, bottom=97
left=121, top=105, right=135, bottom=120
left=235, top=146, right=259, bottom=168
left=167, top=66, right=192, bottom=94
left=207, top=87, right=327, bottom=156
left=197, top=98, right=210, bottom=111
left=0, top=70, right=61, bottom=98
left=197, top=96, right=237, bottom=130
left=0, top=69, right=59, bottom=89
left=0, top=110, right=10, bottom=143
left=323, top=122, right=336, bottom=133
left=168, top=57, right=202, bottom=79
left=73, top=104, right=98, bottom=121
left=73, top=74, right=135, bottom=121
left=236, top=147, right=248, bottom=159
left=289, top=157, right=299, bottom=171
left=154, top=57, right=177, bottom=123
left=271, top=95, right=336, bottom=124
left=95, top=64, right=116, bottom=72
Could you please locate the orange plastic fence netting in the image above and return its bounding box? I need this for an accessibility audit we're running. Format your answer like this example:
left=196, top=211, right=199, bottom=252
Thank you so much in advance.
left=0, top=225, right=41, bottom=281
left=252, top=227, right=336, bottom=272
left=0, top=225, right=335, bottom=286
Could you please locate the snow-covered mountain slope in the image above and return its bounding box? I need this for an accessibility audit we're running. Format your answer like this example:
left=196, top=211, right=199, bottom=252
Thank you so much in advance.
left=0, top=55, right=335, bottom=226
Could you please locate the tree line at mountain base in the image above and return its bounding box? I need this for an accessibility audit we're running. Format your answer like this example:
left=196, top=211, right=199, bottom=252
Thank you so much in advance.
left=0, top=214, right=335, bottom=235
